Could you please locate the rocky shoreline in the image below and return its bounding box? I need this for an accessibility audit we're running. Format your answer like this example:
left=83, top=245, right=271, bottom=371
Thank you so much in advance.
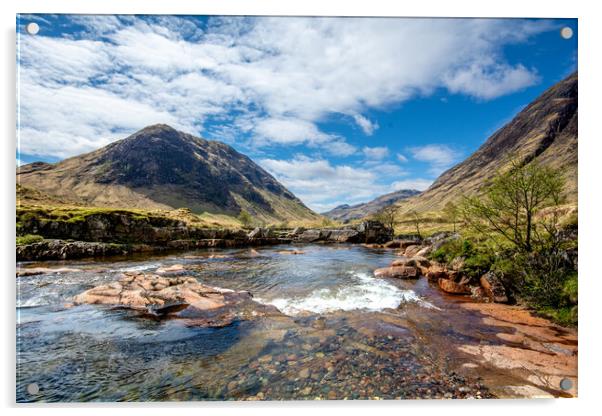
left=17, top=220, right=392, bottom=261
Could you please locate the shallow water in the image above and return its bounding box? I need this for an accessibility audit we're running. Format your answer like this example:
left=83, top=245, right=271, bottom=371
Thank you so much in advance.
left=17, top=244, right=517, bottom=402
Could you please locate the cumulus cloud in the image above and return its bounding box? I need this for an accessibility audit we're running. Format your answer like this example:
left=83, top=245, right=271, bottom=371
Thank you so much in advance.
left=362, top=146, right=389, bottom=160
left=390, top=179, right=433, bottom=192
left=409, top=144, right=461, bottom=176
left=260, top=156, right=400, bottom=212
left=17, top=15, right=556, bottom=159
left=353, top=114, right=379, bottom=135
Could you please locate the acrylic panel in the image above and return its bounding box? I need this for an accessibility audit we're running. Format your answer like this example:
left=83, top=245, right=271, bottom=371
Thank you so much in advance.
left=16, top=14, right=578, bottom=402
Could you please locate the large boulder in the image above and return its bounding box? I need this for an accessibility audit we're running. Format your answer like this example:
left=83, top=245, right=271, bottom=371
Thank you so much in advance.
left=374, top=266, right=419, bottom=279
left=416, top=246, right=432, bottom=257
left=438, top=278, right=471, bottom=295
left=73, top=272, right=280, bottom=327
left=327, top=229, right=361, bottom=243
left=297, top=229, right=324, bottom=242
left=480, top=271, right=509, bottom=303
left=391, top=256, right=431, bottom=269
left=403, top=245, right=422, bottom=257
left=247, top=227, right=274, bottom=239
left=357, top=220, right=393, bottom=243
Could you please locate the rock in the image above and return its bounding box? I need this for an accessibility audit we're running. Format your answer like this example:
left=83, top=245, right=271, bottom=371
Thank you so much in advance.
left=416, top=246, right=432, bottom=257
left=403, top=245, right=422, bottom=257
left=391, top=256, right=431, bottom=274
left=391, top=256, right=430, bottom=269
left=374, top=266, right=419, bottom=279
left=155, top=264, right=186, bottom=274
left=16, top=266, right=82, bottom=277
left=73, top=272, right=280, bottom=327
left=480, top=271, right=509, bottom=303
left=357, top=220, right=393, bottom=243
left=16, top=239, right=129, bottom=261
left=291, top=227, right=306, bottom=235
left=425, top=265, right=449, bottom=282
left=247, top=227, right=268, bottom=239
left=327, top=229, right=360, bottom=243
left=450, top=256, right=465, bottom=271
left=363, top=243, right=385, bottom=249
left=470, top=286, right=488, bottom=300
left=438, top=278, right=471, bottom=295
left=277, top=250, right=305, bottom=255
left=297, top=229, right=324, bottom=242
left=383, top=240, right=402, bottom=249
left=298, top=368, right=310, bottom=379
left=426, top=232, right=460, bottom=251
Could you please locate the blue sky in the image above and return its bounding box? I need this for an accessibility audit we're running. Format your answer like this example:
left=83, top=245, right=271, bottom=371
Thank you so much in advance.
left=16, top=15, right=577, bottom=212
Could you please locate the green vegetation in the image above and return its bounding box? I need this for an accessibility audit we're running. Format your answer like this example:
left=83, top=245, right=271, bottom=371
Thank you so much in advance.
left=461, top=159, right=565, bottom=253
left=237, top=210, right=253, bottom=228
left=16, top=234, right=44, bottom=245
left=427, top=160, right=577, bottom=326
left=16, top=204, right=248, bottom=236
left=372, top=205, right=398, bottom=232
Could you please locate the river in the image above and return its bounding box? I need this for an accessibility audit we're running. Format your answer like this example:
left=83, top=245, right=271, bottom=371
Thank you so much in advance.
left=16, top=244, right=576, bottom=402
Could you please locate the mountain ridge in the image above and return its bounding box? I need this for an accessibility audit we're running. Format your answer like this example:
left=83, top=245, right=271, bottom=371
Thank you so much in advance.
left=397, top=72, right=578, bottom=214
left=17, top=124, right=320, bottom=223
left=323, top=189, right=421, bottom=222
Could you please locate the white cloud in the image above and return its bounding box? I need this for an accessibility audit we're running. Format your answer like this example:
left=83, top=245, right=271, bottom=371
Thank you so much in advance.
left=17, top=16, right=556, bottom=159
left=353, top=114, right=378, bottom=135
left=443, top=61, right=538, bottom=100
left=362, top=146, right=389, bottom=160
left=260, top=156, right=395, bottom=211
left=396, top=153, right=408, bottom=163
left=409, top=144, right=461, bottom=176
left=390, top=179, right=433, bottom=192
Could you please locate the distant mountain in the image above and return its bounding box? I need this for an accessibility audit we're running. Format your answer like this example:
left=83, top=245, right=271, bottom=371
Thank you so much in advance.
left=323, top=189, right=421, bottom=222
left=17, top=124, right=320, bottom=223
left=399, top=72, right=578, bottom=213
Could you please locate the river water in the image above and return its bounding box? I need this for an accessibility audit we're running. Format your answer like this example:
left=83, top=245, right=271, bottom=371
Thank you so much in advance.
left=17, top=244, right=530, bottom=402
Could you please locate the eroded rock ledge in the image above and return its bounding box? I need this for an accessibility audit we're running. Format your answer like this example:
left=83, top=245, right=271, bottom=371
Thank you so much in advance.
left=72, top=272, right=282, bottom=327
left=17, top=220, right=392, bottom=261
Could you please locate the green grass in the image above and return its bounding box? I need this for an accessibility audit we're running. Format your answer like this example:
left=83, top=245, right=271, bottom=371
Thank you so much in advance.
left=16, top=234, right=44, bottom=245
left=535, top=306, right=577, bottom=327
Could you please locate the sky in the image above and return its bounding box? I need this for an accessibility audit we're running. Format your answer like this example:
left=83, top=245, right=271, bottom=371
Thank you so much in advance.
left=16, top=15, right=577, bottom=212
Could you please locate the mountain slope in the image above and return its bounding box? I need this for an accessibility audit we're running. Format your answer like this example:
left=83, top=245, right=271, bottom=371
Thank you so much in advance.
left=323, top=189, right=421, bottom=222
left=399, top=72, right=578, bottom=213
left=17, top=124, right=320, bottom=223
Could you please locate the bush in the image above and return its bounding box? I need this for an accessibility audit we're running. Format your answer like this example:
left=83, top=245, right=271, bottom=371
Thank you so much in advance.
left=16, top=234, right=44, bottom=245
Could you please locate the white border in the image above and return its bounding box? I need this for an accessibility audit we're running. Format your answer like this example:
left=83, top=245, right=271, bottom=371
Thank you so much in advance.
left=2, top=1, right=600, bottom=415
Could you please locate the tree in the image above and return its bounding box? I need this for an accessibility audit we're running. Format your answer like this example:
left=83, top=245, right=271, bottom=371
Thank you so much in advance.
left=408, top=210, right=422, bottom=239
left=443, top=201, right=459, bottom=233
left=374, top=205, right=398, bottom=232
left=237, top=210, right=253, bottom=228
left=461, top=159, right=565, bottom=253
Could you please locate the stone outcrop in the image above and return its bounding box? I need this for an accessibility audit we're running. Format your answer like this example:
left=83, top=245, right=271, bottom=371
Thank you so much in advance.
left=293, top=220, right=390, bottom=244
left=375, top=237, right=511, bottom=303
left=373, top=265, right=419, bottom=279
left=438, top=278, right=471, bottom=295
left=72, top=272, right=281, bottom=327
left=480, top=271, right=509, bottom=303
left=17, top=240, right=130, bottom=261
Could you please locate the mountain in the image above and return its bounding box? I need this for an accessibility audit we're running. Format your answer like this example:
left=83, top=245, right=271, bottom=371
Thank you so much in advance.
left=17, top=124, right=320, bottom=223
left=399, top=72, right=578, bottom=213
left=323, top=189, right=421, bottom=222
